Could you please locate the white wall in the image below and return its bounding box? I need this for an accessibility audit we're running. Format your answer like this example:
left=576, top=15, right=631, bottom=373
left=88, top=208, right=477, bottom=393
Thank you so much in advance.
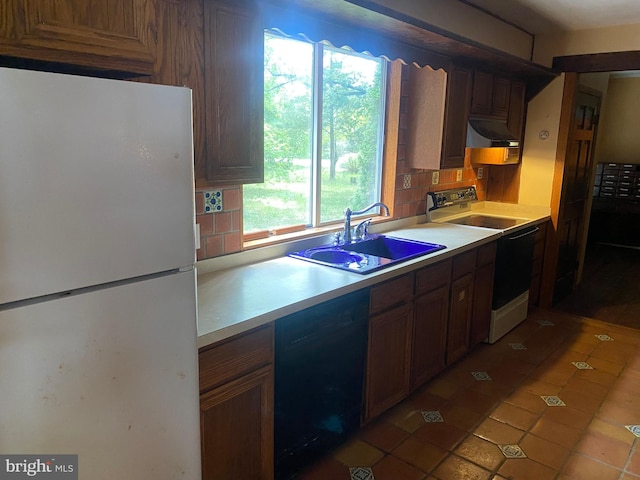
left=519, top=75, right=565, bottom=206
left=533, top=23, right=640, bottom=67
left=369, top=0, right=533, bottom=60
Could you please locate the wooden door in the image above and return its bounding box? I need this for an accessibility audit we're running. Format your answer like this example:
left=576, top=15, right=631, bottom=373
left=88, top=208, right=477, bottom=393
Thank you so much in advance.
left=543, top=74, right=601, bottom=305
left=441, top=65, right=471, bottom=169
left=200, top=366, right=274, bottom=480
left=3, top=0, right=157, bottom=75
left=411, top=286, right=449, bottom=390
left=447, top=272, right=474, bottom=365
left=364, top=303, right=412, bottom=421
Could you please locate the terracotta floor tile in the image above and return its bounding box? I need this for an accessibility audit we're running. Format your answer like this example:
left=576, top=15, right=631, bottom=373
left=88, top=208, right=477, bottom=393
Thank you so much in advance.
left=454, top=435, right=505, bottom=471
left=530, top=362, right=576, bottom=387
left=450, top=388, right=499, bottom=416
left=489, top=402, right=540, bottom=431
left=392, top=436, right=448, bottom=474
left=332, top=438, right=384, bottom=467
left=597, top=401, right=637, bottom=425
left=413, top=420, right=468, bottom=451
left=556, top=388, right=603, bottom=414
left=359, top=420, right=410, bottom=452
left=372, top=455, right=427, bottom=480
left=564, top=339, right=598, bottom=356
left=541, top=405, right=591, bottom=430
left=498, top=458, right=557, bottom=480
left=406, top=389, right=449, bottom=411
left=575, top=432, right=632, bottom=469
left=619, top=474, right=640, bottom=480
left=297, top=457, right=351, bottom=480
left=627, top=448, right=640, bottom=476
left=562, top=376, right=610, bottom=400
left=591, top=342, right=637, bottom=365
left=584, top=417, right=637, bottom=446
left=431, top=454, right=492, bottom=480
left=439, top=404, right=484, bottom=432
left=466, top=377, right=514, bottom=400
left=530, top=416, right=583, bottom=449
left=473, top=417, right=526, bottom=445
left=572, top=368, right=617, bottom=387
left=519, top=433, right=570, bottom=470
left=483, top=366, right=526, bottom=388
left=518, top=378, right=562, bottom=396
left=585, top=355, right=625, bottom=376
left=422, top=377, right=462, bottom=400
left=504, top=389, right=548, bottom=414
left=561, top=453, right=622, bottom=480
left=384, top=405, right=428, bottom=433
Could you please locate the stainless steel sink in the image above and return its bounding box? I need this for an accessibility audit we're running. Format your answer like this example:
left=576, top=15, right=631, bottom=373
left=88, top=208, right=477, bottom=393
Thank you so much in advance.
left=288, top=235, right=446, bottom=274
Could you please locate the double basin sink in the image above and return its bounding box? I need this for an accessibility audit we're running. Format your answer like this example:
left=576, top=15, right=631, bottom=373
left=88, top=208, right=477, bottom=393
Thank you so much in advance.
left=288, top=234, right=446, bottom=274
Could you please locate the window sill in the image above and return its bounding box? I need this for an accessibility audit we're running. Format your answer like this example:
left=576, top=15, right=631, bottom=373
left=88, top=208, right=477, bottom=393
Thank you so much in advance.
left=242, top=216, right=394, bottom=251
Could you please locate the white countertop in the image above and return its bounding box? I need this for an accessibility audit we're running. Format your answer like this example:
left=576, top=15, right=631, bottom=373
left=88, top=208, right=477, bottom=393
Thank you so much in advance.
left=196, top=203, right=550, bottom=348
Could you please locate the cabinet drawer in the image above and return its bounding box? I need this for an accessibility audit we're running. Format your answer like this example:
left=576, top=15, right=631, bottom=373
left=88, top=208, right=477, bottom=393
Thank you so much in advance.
left=415, top=259, right=452, bottom=295
left=452, top=249, right=477, bottom=279
left=477, top=242, right=497, bottom=266
left=199, top=324, right=273, bottom=393
left=370, top=273, right=414, bottom=314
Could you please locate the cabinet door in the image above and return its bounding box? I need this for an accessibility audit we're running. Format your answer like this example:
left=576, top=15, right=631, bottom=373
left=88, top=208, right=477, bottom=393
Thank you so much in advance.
left=411, top=285, right=449, bottom=390
left=507, top=81, right=526, bottom=143
left=200, top=366, right=274, bottom=480
left=204, top=0, right=264, bottom=184
left=441, top=66, right=472, bottom=169
left=2, top=0, right=157, bottom=75
left=447, top=272, right=474, bottom=365
left=470, top=71, right=493, bottom=117
left=491, top=76, right=511, bottom=119
left=470, top=262, right=495, bottom=346
left=364, top=303, right=413, bottom=421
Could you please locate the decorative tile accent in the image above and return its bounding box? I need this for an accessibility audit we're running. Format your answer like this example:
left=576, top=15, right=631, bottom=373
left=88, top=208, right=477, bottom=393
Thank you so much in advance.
left=403, top=174, right=411, bottom=189
left=625, top=425, right=640, bottom=437
left=203, top=190, right=223, bottom=213
left=499, top=444, right=527, bottom=459
left=509, top=343, right=527, bottom=350
left=350, top=466, right=374, bottom=480
left=572, top=361, right=593, bottom=370
left=541, top=395, right=566, bottom=407
left=421, top=410, right=444, bottom=423
left=595, top=334, right=614, bottom=341
left=537, top=319, right=555, bottom=326
left=471, top=371, right=492, bottom=381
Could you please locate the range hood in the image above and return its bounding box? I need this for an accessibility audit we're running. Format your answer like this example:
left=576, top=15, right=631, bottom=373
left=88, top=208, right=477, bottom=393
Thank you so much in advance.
left=467, top=119, right=519, bottom=148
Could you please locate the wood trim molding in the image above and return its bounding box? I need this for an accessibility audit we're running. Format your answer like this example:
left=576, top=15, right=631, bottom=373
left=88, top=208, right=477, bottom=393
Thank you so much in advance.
left=553, top=51, right=640, bottom=73
left=381, top=60, right=402, bottom=218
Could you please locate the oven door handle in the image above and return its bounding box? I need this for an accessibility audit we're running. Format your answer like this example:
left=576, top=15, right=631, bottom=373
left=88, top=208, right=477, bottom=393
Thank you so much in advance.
left=504, top=226, right=539, bottom=240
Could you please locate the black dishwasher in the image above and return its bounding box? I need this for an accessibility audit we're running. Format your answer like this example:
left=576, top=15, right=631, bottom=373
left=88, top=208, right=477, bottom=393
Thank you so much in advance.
left=274, top=289, right=369, bottom=479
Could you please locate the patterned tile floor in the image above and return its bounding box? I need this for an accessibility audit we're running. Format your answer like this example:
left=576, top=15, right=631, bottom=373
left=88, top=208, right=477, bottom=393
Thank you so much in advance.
left=298, top=308, right=640, bottom=480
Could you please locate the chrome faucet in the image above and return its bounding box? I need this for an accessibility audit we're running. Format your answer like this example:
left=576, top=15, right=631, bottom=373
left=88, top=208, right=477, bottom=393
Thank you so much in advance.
left=342, top=202, right=390, bottom=243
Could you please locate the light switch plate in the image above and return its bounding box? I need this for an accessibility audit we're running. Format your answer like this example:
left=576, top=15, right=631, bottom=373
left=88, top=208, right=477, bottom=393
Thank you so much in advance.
left=456, top=169, right=463, bottom=182
left=432, top=171, right=440, bottom=185
left=477, top=167, right=484, bottom=179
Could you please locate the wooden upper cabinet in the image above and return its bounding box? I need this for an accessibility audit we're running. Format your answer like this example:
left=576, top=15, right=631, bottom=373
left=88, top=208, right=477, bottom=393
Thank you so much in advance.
left=507, top=80, right=526, bottom=143
left=203, top=0, right=264, bottom=185
left=470, top=71, right=511, bottom=121
left=441, top=65, right=472, bottom=169
left=1, top=0, right=157, bottom=75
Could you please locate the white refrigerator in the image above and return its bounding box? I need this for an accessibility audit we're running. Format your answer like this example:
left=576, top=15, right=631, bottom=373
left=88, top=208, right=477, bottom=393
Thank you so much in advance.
left=0, top=67, right=201, bottom=479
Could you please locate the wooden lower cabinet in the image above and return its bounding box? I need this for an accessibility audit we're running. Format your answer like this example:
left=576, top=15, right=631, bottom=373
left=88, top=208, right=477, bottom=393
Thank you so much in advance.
left=447, top=272, right=475, bottom=365
left=200, top=366, right=274, bottom=480
left=411, top=285, right=449, bottom=389
left=199, top=325, right=274, bottom=480
left=364, top=302, right=413, bottom=421
left=470, top=242, right=497, bottom=346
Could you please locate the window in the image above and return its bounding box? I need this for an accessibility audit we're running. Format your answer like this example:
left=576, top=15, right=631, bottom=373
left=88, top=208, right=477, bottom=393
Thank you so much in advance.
left=243, top=31, right=387, bottom=236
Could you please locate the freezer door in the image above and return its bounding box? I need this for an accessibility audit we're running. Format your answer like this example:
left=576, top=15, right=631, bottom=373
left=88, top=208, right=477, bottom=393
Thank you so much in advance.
left=0, top=270, right=201, bottom=480
left=0, top=67, right=195, bottom=305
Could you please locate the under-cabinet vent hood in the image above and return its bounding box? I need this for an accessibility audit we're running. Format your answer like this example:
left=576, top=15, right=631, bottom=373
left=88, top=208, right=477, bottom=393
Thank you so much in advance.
left=467, top=119, right=519, bottom=148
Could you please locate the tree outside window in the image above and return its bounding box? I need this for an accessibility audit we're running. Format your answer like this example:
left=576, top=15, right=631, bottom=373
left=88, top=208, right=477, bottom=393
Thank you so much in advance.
left=243, top=31, right=386, bottom=235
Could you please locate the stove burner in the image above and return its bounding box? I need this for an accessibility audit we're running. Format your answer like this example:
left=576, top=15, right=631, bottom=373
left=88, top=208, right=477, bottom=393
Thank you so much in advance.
left=447, top=215, right=519, bottom=229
